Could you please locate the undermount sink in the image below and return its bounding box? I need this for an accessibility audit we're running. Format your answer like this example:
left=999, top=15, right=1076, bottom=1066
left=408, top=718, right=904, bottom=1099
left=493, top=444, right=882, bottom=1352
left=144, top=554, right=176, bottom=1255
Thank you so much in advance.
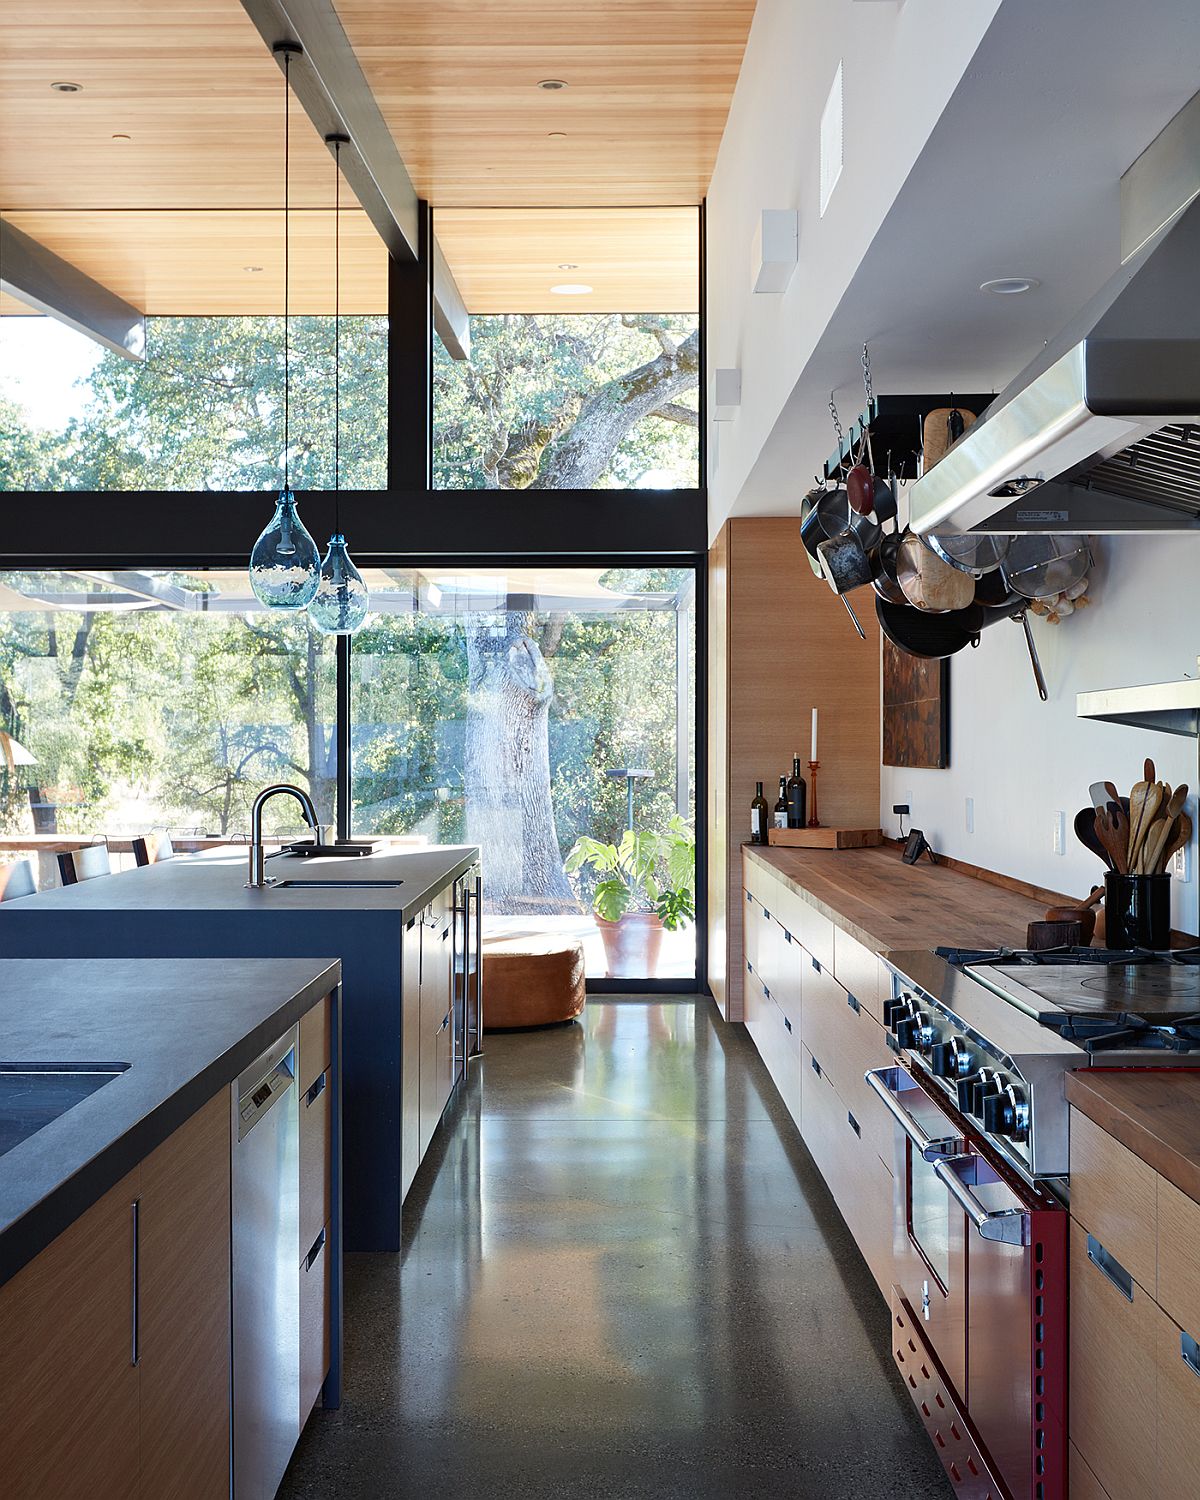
left=274, top=879, right=404, bottom=890
left=0, top=1063, right=130, bottom=1158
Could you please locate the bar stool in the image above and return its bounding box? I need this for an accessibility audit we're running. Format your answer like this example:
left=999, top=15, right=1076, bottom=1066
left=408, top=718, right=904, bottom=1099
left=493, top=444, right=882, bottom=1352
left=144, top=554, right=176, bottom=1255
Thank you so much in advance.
left=0, top=858, right=36, bottom=901
left=57, top=843, right=112, bottom=886
left=132, top=831, right=175, bottom=867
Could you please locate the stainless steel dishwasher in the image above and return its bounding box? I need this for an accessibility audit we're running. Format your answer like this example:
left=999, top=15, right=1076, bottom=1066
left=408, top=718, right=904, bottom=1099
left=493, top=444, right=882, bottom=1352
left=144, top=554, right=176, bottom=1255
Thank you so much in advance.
left=232, top=1027, right=300, bottom=1500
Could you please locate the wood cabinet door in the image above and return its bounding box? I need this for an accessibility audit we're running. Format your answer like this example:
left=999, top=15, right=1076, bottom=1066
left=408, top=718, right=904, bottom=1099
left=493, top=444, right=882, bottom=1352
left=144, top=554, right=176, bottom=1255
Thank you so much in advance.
left=0, top=1170, right=141, bottom=1500
left=139, top=1090, right=232, bottom=1500
left=419, top=911, right=454, bottom=1156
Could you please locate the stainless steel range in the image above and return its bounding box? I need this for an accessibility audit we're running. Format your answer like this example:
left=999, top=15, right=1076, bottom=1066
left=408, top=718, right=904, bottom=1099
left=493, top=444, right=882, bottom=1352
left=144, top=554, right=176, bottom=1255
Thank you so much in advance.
left=881, top=945, right=1200, bottom=1186
left=864, top=945, right=1200, bottom=1500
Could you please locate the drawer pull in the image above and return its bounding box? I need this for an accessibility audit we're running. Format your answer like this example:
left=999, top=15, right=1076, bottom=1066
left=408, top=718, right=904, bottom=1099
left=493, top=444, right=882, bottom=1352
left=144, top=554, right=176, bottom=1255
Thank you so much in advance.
left=811, top=956, right=821, bottom=974
left=305, top=1226, right=326, bottom=1271
left=783, top=1015, right=792, bottom=1033
left=1182, top=1330, right=1200, bottom=1379
left=811, top=1055, right=822, bottom=1077
left=1086, top=1234, right=1133, bottom=1302
left=305, top=1071, right=327, bottom=1107
left=847, top=1111, right=861, bottom=1137
left=782, top=929, right=792, bottom=944
left=763, top=909, right=770, bottom=922
left=846, top=991, right=861, bottom=1014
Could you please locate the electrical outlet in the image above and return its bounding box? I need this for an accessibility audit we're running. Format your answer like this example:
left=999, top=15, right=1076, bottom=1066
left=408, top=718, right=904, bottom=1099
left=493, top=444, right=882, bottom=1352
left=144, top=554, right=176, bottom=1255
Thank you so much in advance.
left=1052, top=810, right=1066, bottom=856
left=1172, top=843, right=1191, bottom=882
left=965, top=797, right=974, bottom=834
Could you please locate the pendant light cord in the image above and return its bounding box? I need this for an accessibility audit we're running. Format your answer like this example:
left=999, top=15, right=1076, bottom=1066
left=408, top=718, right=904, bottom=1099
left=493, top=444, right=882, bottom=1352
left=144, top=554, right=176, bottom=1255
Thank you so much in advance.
left=333, top=139, right=341, bottom=532
left=283, top=46, right=291, bottom=491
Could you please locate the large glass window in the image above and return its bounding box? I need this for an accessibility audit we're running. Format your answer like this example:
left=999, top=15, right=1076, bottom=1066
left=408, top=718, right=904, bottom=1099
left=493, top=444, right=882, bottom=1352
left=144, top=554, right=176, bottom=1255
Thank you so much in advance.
left=0, top=571, right=336, bottom=842
left=0, top=314, right=386, bottom=492
left=352, top=567, right=697, bottom=981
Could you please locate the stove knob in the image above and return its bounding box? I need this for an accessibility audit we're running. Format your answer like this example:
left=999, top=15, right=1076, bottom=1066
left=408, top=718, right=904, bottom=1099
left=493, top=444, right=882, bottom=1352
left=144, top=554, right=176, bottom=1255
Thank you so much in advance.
left=929, top=1042, right=960, bottom=1078
left=894, top=1015, right=920, bottom=1049
left=955, top=1071, right=982, bottom=1112
left=886, top=994, right=914, bottom=1032
left=883, top=996, right=903, bottom=1027
left=970, top=1076, right=1001, bottom=1117
left=983, top=1085, right=1028, bottom=1142
left=915, top=1019, right=939, bottom=1054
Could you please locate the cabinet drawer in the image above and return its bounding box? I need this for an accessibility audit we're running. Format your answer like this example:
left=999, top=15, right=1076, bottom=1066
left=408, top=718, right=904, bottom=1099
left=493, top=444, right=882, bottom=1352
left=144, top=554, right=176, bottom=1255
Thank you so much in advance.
left=792, top=896, right=835, bottom=973
left=745, top=970, right=799, bottom=1127
left=801, top=1045, right=892, bottom=1297
left=300, top=1066, right=332, bottom=1261
left=833, top=927, right=885, bottom=1025
left=1157, top=1176, right=1200, bottom=1338
left=1069, top=1442, right=1113, bottom=1500
left=743, top=853, right=779, bottom=909
left=299, top=994, right=332, bottom=1094
left=743, top=891, right=764, bottom=975
left=1069, top=1221, right=1158, bottom=1500
left=802, top=960, right=893, bottom=1170
left=1069, top=1108, right=1157, bottom=1295
left=300, top=1223, right=331, bottom=1422
left=1157, top=1305, right=1200, bottom=1498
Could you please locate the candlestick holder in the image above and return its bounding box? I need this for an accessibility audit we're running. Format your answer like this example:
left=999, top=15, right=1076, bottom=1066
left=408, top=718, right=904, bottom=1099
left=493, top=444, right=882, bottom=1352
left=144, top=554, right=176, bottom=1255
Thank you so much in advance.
left=807, top=760, right=821, bottom=827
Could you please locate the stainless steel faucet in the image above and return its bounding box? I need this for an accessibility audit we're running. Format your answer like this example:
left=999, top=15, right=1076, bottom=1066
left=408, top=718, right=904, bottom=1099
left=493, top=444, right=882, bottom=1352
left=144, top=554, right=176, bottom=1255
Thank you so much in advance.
left=246, top=783, right=320, bottom=888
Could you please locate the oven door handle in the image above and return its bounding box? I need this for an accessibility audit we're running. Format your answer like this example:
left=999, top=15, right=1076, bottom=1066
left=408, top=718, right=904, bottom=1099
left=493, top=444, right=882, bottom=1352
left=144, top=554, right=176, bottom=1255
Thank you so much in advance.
left=865, top=1067, right=962, bottom=1162
left=934, top=1155, right=1030, bottom=1246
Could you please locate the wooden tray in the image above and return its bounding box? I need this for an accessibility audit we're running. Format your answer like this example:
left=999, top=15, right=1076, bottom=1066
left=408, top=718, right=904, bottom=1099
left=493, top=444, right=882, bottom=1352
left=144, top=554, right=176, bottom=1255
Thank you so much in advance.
left=767, top=827, right=883, bottom=849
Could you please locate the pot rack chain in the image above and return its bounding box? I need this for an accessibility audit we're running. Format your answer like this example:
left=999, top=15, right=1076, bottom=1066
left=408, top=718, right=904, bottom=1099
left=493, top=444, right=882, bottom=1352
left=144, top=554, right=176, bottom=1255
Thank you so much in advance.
left=333, top=137, right=341, bottom=524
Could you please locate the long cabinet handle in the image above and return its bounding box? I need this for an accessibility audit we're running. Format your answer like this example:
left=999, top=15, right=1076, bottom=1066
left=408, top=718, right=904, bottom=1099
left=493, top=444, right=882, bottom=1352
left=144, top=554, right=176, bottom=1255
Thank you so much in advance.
left=935, top=1155, right=1029, bottom=1246
left=305, top=1226, right=327, bottom=1272
left=1086, top=1233, right=1134, bottom=1302
left=305, top=1070, right=327, bottom=1107
left=1182, top=1330, right=1200, bottom=1379
left=131, top=1197, right=140, bottom=1367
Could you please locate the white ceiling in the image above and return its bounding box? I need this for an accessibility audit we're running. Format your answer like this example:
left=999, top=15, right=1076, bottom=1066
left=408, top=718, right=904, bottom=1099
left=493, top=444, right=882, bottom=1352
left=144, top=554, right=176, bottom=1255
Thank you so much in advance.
left=731, top=0, right=1200, bottom=514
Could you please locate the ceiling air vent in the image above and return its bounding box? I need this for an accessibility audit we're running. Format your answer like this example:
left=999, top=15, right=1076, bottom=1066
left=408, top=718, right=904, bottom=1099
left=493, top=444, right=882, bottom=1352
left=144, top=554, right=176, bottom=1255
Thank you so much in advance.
left=820, top=62, right=844, bottom=218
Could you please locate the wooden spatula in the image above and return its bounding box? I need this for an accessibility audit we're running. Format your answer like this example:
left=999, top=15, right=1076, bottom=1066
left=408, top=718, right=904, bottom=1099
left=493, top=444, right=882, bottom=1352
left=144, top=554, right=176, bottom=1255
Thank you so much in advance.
left=1139, top=817, right=1173, bottom=876
left=1161, top=810, right=1193, bottom=872
left=1096, top=803, right=1129, bottom=874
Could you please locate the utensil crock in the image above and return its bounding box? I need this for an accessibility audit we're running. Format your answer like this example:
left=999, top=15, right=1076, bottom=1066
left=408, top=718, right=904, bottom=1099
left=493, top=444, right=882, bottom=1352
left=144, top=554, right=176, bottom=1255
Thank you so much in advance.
left=1104, top=871, right=1172, bottom=950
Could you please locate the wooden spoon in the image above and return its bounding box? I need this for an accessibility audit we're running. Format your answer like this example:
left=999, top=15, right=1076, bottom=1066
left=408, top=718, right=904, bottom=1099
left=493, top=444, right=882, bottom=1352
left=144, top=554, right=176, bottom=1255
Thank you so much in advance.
left=1075, top=806, right=1111, bottom=867
left=1096, top=803, right=1129, bottom=874
left=1128, top=779, right=1164, bottom=873
left=1138, top=816, right=1173, bottom=876
left=1161, top=811, right=1193, bottom=871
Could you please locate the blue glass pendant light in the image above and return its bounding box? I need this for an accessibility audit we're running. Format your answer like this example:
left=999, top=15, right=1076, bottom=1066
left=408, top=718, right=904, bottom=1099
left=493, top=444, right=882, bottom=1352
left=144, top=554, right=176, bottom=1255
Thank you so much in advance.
left=249, top=43, right=319, bottom=611
left=309, top=137, right=369, bottom=636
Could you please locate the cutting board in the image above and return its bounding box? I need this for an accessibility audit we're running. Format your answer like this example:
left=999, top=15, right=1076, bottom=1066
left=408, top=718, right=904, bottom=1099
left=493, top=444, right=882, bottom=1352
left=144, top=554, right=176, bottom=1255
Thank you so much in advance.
left=767, top=827, right=883, bottom=849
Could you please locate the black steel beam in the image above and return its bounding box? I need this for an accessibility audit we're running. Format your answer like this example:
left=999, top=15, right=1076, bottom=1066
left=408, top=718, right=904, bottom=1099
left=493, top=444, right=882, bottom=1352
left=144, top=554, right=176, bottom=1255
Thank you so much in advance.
left=0, top=489, right=706, bottom=568
left=388, top=205, right=433, bottom=493
left=0, top=220, right=144, bottom=360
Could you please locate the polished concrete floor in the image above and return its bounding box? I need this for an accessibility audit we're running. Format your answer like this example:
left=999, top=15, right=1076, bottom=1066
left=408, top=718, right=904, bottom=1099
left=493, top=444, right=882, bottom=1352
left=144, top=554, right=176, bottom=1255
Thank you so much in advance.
left=280, top=999, right=952, bottom=1499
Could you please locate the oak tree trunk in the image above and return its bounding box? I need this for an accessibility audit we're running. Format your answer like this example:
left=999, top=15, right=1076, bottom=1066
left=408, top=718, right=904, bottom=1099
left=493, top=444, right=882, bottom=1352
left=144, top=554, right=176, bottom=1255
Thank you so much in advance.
left=464, top=611, right=574, bottom=913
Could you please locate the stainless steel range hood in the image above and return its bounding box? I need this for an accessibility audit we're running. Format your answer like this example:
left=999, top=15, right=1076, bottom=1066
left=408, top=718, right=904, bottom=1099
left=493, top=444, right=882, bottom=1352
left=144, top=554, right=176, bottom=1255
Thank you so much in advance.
left=1078, top=661, right=1200, bottom=738
left=910, top=92, right=1200, bottom=537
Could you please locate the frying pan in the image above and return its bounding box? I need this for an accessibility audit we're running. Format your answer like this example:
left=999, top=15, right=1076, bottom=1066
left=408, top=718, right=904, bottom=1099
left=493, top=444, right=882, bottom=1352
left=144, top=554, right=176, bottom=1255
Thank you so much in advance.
left=897, top=533, right=976, bottom=613
left=973, top=570, right=1022, bottom=610
left=876, top=597, right=982, bottom=659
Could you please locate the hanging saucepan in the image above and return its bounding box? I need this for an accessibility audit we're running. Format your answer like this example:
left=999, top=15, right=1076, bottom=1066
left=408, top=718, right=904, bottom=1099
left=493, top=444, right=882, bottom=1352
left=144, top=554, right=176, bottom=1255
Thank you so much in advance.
left=847, top=464, right=874, bottom=517
left=926, top=530, right=1010, bottom=577
left=896, top=533, right=976, bottom=613
left=871, top=475, right=899, bottom=527
left=973, top=568, right=1022, bottom=610
left=817, top=502, right=882, bottom=594
left=1001, top=534, right=1091, bottom=600
left=876, top=597, right=982, bottom=659
left=800, top=486, right=849, bottom=576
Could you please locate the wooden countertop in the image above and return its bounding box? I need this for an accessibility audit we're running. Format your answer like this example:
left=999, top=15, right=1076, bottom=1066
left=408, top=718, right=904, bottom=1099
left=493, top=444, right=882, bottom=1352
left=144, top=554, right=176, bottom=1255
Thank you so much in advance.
left=744, top=843, right=1051, bottom=956
left=1066, top=1070, right=1200, bottom=1208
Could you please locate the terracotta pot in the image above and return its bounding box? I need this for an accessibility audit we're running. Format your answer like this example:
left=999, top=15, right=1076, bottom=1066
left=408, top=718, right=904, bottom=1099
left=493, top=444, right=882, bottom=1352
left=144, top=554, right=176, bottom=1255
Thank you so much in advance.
left=596, top=911, right=665, bottom=979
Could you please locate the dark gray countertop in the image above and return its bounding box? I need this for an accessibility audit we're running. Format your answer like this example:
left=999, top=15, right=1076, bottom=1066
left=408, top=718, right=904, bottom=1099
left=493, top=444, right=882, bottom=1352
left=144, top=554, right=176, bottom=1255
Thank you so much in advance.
left=0, top=955, right=339, bottom=1289
left=3, top=843, right=480, bottom=922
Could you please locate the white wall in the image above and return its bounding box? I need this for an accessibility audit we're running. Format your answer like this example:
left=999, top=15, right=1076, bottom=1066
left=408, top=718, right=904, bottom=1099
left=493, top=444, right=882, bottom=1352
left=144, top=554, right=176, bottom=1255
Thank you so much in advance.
left=879, top=512, right=1200, bottom=933
left=705, top=0, right=1002, bottom=539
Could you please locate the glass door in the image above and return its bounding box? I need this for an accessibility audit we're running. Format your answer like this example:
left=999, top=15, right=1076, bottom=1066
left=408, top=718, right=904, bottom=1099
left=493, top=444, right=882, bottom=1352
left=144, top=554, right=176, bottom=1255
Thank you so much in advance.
left=350, top=566, right=698, bottom=985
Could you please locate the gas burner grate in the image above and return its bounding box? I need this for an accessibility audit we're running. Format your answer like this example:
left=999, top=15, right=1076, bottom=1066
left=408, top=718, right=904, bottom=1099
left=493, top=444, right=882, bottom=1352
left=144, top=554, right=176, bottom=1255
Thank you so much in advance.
left=1050, top=1011, right=1200, bottom=1053
left=938, top=945, right=1159, bottom=968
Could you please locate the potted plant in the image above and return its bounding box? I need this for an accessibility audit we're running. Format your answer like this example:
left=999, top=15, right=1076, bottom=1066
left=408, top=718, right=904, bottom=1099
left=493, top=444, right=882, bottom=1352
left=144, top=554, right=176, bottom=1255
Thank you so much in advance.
left=565, top=815, right=695, bottom=978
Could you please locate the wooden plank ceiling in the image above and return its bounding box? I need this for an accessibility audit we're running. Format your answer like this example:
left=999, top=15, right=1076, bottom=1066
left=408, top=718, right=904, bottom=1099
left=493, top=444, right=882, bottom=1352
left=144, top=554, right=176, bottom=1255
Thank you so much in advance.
left=0, top=0, right=752, bottom=318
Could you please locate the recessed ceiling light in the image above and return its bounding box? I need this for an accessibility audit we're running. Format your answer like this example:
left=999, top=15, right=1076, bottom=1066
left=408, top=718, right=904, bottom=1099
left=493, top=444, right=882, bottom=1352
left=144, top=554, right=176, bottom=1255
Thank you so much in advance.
left=111, top=133, right=132, bottom=142
left=980, top=276, right=1040, bottom=295
left=558, top=263, right=578, bottom=270
left=537, top=79, right=568, bottom=90
left=551, top=283, right=592, bottom=296
left=548, top=131, right=567, bottom=139
left=50, top=81, right=82, bottom=93
left=244, top=265, right=264, bottom=273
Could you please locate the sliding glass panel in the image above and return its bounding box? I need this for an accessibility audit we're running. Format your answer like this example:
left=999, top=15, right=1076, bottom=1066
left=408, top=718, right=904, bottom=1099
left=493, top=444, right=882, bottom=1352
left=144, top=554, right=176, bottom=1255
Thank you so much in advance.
left=352, top=567, right=698, bottom=982
left=433, top=208, right=699, bottom=490
left=0, top=572, right=335, bottom=872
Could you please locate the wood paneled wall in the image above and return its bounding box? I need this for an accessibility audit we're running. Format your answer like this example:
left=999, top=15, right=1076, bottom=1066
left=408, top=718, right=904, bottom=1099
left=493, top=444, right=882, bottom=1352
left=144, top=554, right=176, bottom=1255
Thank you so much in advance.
left=706, top=518, right=882, bottom=1020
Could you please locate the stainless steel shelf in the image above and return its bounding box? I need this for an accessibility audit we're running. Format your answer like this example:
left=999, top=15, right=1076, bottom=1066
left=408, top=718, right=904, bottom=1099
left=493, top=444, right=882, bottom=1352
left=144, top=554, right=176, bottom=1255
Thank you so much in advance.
left=1077, top=678, right=1200, bottom=738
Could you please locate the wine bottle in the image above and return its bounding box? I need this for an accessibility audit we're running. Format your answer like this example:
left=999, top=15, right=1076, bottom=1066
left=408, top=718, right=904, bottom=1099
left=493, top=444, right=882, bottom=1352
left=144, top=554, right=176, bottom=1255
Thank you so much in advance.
left=750, top=781, right=769, bottom=844
left=785, top=754, right=808, bottom=829
left=774, top=776, right=789, bottom=830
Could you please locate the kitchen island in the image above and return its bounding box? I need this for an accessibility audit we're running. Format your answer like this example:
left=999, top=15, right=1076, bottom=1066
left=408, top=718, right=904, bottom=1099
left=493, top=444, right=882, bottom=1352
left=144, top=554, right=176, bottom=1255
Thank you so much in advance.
left=0, top=955, right=340, bottom=1500
left=0, top=843, right=481, bottom=1251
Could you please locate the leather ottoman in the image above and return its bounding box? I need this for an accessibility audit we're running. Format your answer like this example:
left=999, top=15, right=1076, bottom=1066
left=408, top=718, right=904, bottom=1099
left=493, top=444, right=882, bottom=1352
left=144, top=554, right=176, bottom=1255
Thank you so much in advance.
left=483, top=934, right=586, bottom=1029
